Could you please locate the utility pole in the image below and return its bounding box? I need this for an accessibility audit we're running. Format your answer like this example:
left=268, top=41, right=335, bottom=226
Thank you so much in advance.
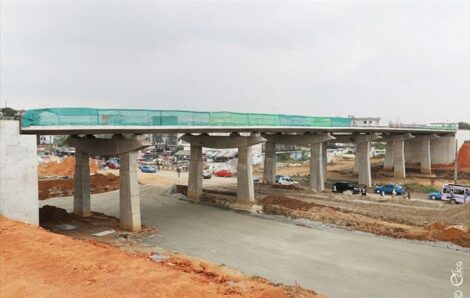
left=454, top=139, right=458, bottom=184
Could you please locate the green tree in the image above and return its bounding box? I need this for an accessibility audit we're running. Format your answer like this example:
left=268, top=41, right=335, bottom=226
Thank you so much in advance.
left=1, top=107, right=18, bottom=117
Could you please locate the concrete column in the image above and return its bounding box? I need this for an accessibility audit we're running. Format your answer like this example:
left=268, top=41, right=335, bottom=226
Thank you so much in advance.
left=263, top=142, right=276, bottom=184
left=357, top=141, right=372, bottom=187
left=119, top=151, right=141, bottom=231
left=353, top=144, right=360, bottom=175
left=431, top=135, right=456, bottom=165
left=420, top=139, right=432, bottom=174
left=383, top=141, right=394, bottom=171
left=393, top=140, right=406, bottom=178
left=73, top=150, right=91, bottom=217
left=322, top=142, right=328, bottom=181
left=310, top=142, right=324, bottom=191
left=237, top=146, right=255, bottom=203
left=188, top=144, right=203, bottom=201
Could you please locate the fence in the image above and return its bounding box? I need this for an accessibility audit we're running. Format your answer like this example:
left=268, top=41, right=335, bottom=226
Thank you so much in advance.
left=21, top=108, right=354, bottom=128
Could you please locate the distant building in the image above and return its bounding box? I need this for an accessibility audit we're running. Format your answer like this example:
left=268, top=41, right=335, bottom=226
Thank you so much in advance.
left=349, top=115, right=381, bottom=127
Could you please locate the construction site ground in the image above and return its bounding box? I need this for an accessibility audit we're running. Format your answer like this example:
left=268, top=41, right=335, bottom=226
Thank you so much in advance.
left=0, top=215, right=321, bottom=298
left=38, top=179, right=469, bottom=298
left=24, top=156, right=470, bottom=297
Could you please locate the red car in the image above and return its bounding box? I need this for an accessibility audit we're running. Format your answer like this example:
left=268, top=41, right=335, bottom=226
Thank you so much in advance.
left=214, top=169, right=232, bottom=177
left=106, top=161, right=120, bottom=169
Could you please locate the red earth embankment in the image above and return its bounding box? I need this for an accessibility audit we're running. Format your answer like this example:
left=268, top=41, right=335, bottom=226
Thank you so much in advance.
left=38, top=156, right=99, bottom=177
left=38, top=174, right=120, bottom=200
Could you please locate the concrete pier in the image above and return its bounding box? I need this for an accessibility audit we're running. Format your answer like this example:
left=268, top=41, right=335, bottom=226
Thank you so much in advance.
left=73, top=150, right=91, bottom=217
left=382, top=134, right=415, bottom=178
left=69, top=134, right=149, bottom=231
left=383, top=142, right=394, bottom=171
left=322, top=142, right=328, bottom=181
left=420, top=139, right=432, bottom=174
left=393, top=140, right=406, bottom=179
left=335, top=134, right=380, bottom=187
left=188, top=144, right=203, bottom=201
left=310, top=142, right=324, bottom=192
left=119, top=151, right=141, bottom=231
left=237, top=146, right=255, bottom=203
left=263, top=142, right=276, bottom=184
left=353, top=145, right=360, bottom=175
left=431, top=135, right=456, bottom=165
left=357, top=141, right=372, bottom=187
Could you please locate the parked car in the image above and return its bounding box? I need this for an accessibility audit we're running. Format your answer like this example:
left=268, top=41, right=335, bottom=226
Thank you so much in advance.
left=374, top=183, right=406, bottom=195
left=214, top=169, right=232, bottom=177
left=428, top=192, right=442, bottom=200
left=332, top=181, right=361, bottom=194
left=277, top=176, right=300, bottom=186
left=440, top=184, right=469, bottom=204
left=253, top=176, right=260, bottom=184
left=106, top=160, right=120, bottom=169
left=202, top=171, right=212, bottom=179
left=139, top=165, right=156, bottom=173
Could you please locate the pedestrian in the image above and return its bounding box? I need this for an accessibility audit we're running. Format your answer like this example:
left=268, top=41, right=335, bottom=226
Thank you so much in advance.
left=361, top=187, right=367, bottom=196
left=407, top=191, right=411, bottom=200
left=176, top=166, right=181, bottom=178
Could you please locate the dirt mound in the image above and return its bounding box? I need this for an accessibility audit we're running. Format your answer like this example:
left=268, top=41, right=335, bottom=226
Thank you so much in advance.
left=38, top=156, right=98, bottom=177
left=260, top=195, right=470, bottom=248
left=427, top=223, right=470, bottom=247
left=39, top=174, right=120, bottom=200
left=39, top=205, right=72, bottom=223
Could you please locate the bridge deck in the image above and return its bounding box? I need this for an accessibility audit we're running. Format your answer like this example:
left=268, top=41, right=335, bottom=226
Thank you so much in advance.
left=20, top=108, right=456, bottom=136
left=20, top=125, right=455, bottom=136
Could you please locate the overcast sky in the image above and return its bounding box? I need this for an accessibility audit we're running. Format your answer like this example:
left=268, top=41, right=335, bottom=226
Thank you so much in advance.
left=1, top=1, right=469, bottom=124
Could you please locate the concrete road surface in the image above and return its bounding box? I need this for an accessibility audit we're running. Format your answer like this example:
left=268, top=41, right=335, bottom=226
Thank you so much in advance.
left=41, top=184, right=470, bottom=298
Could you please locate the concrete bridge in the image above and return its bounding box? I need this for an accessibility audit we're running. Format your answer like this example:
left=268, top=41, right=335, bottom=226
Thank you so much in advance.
left=7, top=108, right=457, bottom=231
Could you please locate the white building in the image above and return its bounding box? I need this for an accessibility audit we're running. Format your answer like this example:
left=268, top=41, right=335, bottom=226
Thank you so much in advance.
left=349, top=116, right=381, bottom=127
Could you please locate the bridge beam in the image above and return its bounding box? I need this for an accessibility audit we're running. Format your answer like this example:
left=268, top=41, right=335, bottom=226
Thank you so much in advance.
left=180, top=133, right=265, bottom=149
left=68, top=135, right=150, bottom=156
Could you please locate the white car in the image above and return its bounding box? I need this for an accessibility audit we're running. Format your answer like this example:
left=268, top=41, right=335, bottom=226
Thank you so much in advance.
left=277, top=176, right=300, bottom=186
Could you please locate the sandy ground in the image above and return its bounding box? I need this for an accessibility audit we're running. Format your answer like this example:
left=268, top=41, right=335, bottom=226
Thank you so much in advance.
left=0, top=216, right=323, bottom=298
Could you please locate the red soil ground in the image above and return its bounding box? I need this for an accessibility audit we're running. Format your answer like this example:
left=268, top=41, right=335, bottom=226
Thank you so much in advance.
left=38, top=156, right=98, bottom=177
left=38, top=174, right=120, bottom=200
left=0, top=217, right=324, bottom=298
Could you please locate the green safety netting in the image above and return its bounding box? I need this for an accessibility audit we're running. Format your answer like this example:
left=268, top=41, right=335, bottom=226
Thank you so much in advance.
left=21, top=108, right=355, bottom=128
